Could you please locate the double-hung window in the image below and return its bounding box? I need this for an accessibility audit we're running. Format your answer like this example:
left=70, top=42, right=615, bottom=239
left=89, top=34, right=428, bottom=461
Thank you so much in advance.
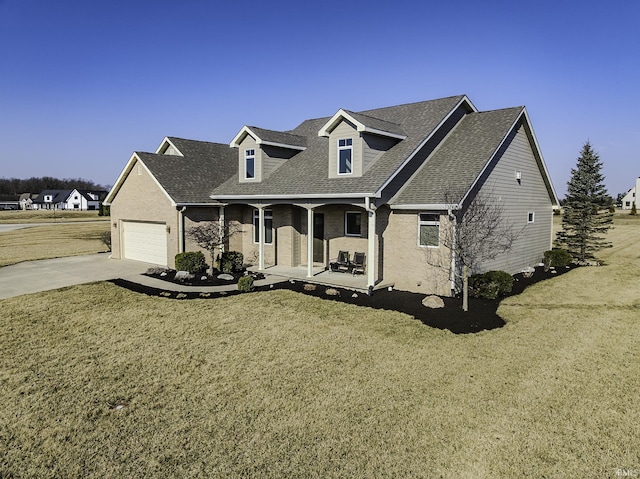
left=418, top=213, right=440, bottom=247
left=338, top=138, right=353, bottom=175
left=245, top=149, right=255, bottom=179
left=253, top=209, right=273, bottom=244
left=345, top=211, right=362, bottom=236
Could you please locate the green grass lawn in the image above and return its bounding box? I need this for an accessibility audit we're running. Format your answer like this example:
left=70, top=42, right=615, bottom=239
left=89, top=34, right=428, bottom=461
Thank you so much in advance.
left=1, top=217, right=639, bottom=478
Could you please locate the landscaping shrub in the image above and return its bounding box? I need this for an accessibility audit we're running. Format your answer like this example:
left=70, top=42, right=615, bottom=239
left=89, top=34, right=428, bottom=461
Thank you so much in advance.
left=469, top=270, right=514, bottom=299
left=175, top=251, right=207, bottom=274
left=219, top=251, right=244, bottom=273
left=544, top=248, right=573, bottom=268
left=237, top=275, right=254, bottom=292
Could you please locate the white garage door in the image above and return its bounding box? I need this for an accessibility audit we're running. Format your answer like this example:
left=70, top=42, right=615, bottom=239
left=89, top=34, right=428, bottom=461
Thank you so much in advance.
left=122, top=221, right=167, bottom=266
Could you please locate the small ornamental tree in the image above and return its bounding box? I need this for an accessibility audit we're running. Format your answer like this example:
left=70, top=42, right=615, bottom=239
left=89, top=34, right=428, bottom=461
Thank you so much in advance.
left=424, top=189, right=521, bottom=311
left=186, top=221, right=242, bottom=274
left=556, top=142, right=613, bottom=261
left=631, top=202, right=637, bottom=216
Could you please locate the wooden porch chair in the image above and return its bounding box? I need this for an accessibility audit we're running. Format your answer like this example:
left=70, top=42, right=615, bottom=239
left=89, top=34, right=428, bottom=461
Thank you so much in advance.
left=329, top=250, right=351, bottom=273
left=351, top=252, right=365, bottom=276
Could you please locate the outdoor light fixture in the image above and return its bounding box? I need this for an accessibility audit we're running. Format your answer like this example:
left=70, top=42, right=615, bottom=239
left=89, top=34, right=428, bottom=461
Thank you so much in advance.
left=516, top=171, right=522, bottom=183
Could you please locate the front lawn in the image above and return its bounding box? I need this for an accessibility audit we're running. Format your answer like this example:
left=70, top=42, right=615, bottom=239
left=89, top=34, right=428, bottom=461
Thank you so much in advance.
left=1, top=215, right=639, bottom=478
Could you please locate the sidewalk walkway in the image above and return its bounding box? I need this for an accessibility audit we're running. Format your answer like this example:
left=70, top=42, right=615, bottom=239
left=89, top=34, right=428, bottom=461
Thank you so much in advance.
left=0, top=254, right=289, bottom=300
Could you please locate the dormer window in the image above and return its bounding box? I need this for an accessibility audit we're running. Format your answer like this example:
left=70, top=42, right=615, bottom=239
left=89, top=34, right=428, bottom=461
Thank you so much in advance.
left=338, top=138, right=353, bottom=175
left=245, top=149, right=255, bottom=179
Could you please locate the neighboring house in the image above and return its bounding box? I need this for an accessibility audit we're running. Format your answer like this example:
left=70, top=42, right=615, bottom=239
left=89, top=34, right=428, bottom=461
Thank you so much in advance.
left=32, top=189, right=107, bottom=210
left=19, top=193, right=37, bottom=210
left=0, top=195, right=20, bottom=210
left=621, top=177, right=639, bottom=210
left=105, top=95, right=559, bottom=295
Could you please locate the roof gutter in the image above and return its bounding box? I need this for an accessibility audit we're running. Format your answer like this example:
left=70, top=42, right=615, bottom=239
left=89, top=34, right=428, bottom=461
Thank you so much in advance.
left=210, top=192, right=379, bottom=201
left=390, top=203, right=460, bottom=210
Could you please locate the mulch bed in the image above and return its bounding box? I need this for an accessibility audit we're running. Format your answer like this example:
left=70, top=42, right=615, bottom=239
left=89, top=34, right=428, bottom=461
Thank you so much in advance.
left=110, top=265, right=576, bottom=335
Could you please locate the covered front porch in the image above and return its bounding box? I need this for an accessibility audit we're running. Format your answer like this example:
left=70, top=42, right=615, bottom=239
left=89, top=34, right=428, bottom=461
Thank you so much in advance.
left=224, top=199, right=384, bottom=291
left=248, top=264, right=393, bottom=293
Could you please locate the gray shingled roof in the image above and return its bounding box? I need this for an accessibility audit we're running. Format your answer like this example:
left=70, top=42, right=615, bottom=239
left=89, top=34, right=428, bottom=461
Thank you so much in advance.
left=211, top=95, right=467, bottom=197
left=341, top=109, right=406, bottom=137
left=138, top=138, right=236, bottom=204
left=390, top=107, right=524, bottom=206
left=246, top=126, right=307, bottom=148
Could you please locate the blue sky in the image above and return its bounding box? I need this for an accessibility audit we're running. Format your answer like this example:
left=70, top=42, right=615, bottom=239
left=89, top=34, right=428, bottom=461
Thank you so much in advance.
left=1, top=0, right=638, bottom=197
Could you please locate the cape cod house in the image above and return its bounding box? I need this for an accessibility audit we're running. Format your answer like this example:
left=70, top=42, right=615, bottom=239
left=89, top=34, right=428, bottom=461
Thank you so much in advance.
left=104, top=95, right=558, bottom=295
left=32, top=189, right=107, bottom=210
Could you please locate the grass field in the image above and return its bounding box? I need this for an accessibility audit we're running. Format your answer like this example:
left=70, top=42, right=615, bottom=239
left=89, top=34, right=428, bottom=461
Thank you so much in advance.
left=1, top=216, right=639, bottom=478
left=0, top=222, right=110, bottom=267
left=0, top=210, right=109, bottom=223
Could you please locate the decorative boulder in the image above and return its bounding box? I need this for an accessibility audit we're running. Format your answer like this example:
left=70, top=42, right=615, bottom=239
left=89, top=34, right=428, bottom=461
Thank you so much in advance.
left=422, top=295, right=445, bottom=309
left=217, top=273, right=235, bottom=281
left=174, top=271, right=194, bottom=281
left=325, top=288, right=340, bottom=296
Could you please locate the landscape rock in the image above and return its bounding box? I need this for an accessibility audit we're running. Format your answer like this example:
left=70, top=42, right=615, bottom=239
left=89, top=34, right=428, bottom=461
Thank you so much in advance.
left=217, top=273, right=235, bottom=281
left=175, top=271, right=194, bottom=281
left=422, top=295, right=445, bottom=309
left=325, top=288, right=340, bottom=296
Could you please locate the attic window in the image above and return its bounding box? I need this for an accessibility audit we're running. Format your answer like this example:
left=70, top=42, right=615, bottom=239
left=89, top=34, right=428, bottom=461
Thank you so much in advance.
left=338, top=138, right=353, bottom=175
left=245, top=149, right=255, bottom=179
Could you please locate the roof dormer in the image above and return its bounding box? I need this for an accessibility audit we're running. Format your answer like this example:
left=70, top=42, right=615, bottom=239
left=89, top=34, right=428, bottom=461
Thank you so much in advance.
left=230, top=126, right=306, bottom=183
left=318, top=110, right=406, bottom=179
left=318, top=109, right=407, bottom=140
left=156, top=137, right=184, bottom=156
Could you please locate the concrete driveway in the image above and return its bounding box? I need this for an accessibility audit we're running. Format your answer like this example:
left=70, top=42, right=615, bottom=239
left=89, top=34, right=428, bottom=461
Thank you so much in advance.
left=0, top=254, right=150, bottom=300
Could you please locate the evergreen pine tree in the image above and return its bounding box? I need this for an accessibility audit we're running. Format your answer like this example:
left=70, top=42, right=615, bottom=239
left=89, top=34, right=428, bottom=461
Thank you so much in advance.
left=631, top=201, right=637, bottom=216
left=556, top=141, right=613, bottom=261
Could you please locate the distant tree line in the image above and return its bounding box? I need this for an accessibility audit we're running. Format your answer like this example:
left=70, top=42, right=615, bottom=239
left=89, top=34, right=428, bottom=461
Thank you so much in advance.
left=0, top=177, right=110, bottom=195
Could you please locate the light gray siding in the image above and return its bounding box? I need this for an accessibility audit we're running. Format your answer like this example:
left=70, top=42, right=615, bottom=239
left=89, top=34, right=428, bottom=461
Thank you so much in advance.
left=362, top=133, right=397, bottom=172
left=473, top=125, right=553, bottom=274
left=328, top=120, right=362, bottom=178
left=262, top=145, right=298, bottom=178
left=238, top=136, right=261, bottom=183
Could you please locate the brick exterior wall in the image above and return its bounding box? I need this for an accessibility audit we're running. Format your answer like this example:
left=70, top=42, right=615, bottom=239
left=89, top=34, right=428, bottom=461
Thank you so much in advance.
left=382, top=209, right=453, bottom=295
left=109, top=159, right=179, bottom=266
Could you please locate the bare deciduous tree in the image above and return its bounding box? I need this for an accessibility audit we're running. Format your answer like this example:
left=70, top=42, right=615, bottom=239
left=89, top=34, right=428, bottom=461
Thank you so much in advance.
left=425, top=190, right=521, bottom=311
left=186, top=221, right=242, bottom=274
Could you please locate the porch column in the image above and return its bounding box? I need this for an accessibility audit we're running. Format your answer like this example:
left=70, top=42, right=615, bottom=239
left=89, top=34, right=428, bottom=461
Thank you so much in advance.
left=258, top=206, right=265, bottom=270
left=307, top=207, right=314, bottom=278
left=367, top=209, right=376, bottom=289
left=219, top=205, right=225, bottom=254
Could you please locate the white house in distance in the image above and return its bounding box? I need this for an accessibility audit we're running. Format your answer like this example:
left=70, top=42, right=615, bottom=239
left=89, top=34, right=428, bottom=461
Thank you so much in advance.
left=621, top=177, right=640, bottom=210
left=32, top=189, right=107, bottom=210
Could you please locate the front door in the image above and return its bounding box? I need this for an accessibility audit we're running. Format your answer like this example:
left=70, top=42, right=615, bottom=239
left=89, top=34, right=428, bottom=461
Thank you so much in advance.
left=313, top=213, right=324, bottom=263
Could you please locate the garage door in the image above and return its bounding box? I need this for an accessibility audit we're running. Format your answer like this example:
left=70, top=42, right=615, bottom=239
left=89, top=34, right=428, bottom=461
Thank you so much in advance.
left=122, top=221, right=167, bottom=266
